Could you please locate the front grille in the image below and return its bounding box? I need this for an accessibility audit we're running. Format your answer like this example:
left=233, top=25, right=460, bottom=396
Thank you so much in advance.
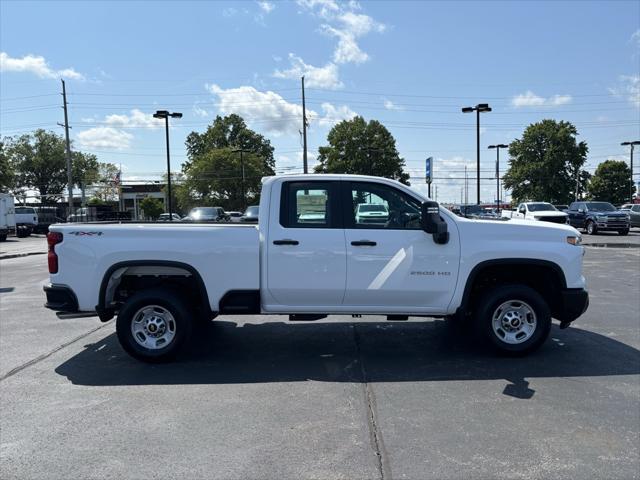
left=539, top=216, right=567, bottom=224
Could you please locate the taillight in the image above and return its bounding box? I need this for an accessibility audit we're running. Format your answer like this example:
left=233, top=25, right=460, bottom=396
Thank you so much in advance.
left=47, top=232, right=63, bottom=274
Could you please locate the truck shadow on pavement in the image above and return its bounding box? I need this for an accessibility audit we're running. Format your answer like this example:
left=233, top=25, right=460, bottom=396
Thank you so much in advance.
left=55, top=320, right=640, bottom=398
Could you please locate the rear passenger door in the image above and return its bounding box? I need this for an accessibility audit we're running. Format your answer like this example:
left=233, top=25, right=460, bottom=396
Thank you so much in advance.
left=264, top=181, right=347, bottom=308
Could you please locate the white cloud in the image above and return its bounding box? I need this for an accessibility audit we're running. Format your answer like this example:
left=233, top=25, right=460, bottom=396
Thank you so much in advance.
left=207, top=83, right=319, bottom=135
left=76, top=127, right=133, bottom=149
left=257, top=1, right=274, bottom=13
left=296, top=1, right=385, bottom=65
left=0, top=52, right=84, bottom=80
left=192, top=103, right=210, bottom=118
left=632, top=29, right=640, bottom=47
left=609, top=75, right=640, bottom=107
left=104, top=109, right=164, bottom=129
left=511, top=90, right=572, bottom=107
left=383, top=98, right=403, bottom=111
left=273, top=53, right=343, bottom=89
left=317, top=102, right=357, bottom=127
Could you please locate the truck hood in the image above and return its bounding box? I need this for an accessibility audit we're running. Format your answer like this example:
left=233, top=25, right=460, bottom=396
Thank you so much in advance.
left=457, top=216, right=578, bottom=240
left=530, top=211, right=568, bottom=218
left=588, top=210, right=627, bottom=216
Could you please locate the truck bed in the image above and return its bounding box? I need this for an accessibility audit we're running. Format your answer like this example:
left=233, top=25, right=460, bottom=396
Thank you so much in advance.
left=49, top=222, right=260, bottom=311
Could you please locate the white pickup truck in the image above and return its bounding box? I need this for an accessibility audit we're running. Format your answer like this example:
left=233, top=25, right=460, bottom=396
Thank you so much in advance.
left=44, top=174, right=588, bottom=362
left=501, top=202, right=568, bottom=224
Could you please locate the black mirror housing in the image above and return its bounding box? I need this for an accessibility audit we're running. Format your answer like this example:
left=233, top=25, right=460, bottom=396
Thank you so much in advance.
left=421, top=201, right=449, bottom=245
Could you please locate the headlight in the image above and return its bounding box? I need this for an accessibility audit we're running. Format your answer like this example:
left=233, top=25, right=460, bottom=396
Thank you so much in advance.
left=625, top=214, right=630, bottom=221
left=596, top=215, right=607, bottom=222
left=567, top=235, right=582, bottom=246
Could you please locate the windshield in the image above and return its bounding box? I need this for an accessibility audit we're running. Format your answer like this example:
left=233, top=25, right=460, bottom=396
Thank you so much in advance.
left=359, top=204, right=388, bottom=213
left=245, top=206, right=259, bottom=216
left=585, top=202, right=616, bottom=212
left=527, top=203, right=556, bottom=212
left=15, top=207, right=35, bottom=214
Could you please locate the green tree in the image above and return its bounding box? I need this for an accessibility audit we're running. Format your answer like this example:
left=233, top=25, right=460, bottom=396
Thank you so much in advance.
left=503, top=120, right=588, bottom=204
left=139, top=197, right=164, bottom=220
left=314, top=116, right=410, bottom=184
left=178, top=148, right=269, bottom=211
left=185, top=114, right=275, bottom=171
left=5, top=129, right=67, bottom=203
left=92, top=162, right=121, bottom=202
left=588, top=159, right=634, bottom=205
left=0, top=141, right=16, bottom=192
left=72, top=152, right=100, bottom=203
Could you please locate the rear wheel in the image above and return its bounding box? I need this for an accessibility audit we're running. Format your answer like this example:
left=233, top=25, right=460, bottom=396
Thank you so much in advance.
left=585, top=220, right=597, bottom=235
left=0, top=234, right=6, bottom=242
left=116, top=288, right=193, bottom=362
left=474, top=284, right=551, bottom=355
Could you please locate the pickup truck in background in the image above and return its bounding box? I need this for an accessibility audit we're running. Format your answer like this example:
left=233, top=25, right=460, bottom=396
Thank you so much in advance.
left=567, top=201, right=630, bottom=235
left=15, top=206, right=38, bottom=237
left=501, top=202, right=568, bottom=224
left=44, top=174, right=589, bottom=362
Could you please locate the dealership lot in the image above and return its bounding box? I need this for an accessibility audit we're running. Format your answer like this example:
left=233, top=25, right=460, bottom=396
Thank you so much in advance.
left=1, top=242, right=639, bottom=479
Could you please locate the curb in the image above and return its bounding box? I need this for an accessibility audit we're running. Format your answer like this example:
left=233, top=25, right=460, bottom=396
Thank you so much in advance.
left=0, top=251, right=47, bottom=260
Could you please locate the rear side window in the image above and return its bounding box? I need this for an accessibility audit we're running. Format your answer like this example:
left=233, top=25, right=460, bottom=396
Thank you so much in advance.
left=15, top=207, right=36, bottom=214
left=280, top=181, right=340, bottom=228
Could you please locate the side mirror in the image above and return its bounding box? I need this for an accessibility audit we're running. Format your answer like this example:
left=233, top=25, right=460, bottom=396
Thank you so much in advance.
left=578, top=208, right=585, bottom=213
left=421, top=201, right=449, bottom=245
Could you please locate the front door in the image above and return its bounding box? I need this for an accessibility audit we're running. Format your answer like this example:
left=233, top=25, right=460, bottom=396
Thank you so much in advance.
left=265, top=180, right=347, bottom=307
left=341, top=181, right=459, bottom=312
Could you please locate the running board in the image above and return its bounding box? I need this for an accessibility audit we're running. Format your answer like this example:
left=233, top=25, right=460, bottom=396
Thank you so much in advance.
left=289, top=314, right=327, bottom=321
left=387, top=315, right=409, bottom=321
left=56, top=312, right=99, bottom=320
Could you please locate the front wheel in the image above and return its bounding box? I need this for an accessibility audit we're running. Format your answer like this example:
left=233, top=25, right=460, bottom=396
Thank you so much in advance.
left=116, top=288, right=193, bottom=362
left=474, top=284, right=551, bottom=355
left=618, top=229, right=629, bottom=236
left=585, top=220, right=597, bottom=235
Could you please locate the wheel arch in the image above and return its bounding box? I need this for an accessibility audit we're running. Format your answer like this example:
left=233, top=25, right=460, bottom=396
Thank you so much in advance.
left=96, top=260, right=212, bottom=320
left=456, top=258, right=567, bottom=318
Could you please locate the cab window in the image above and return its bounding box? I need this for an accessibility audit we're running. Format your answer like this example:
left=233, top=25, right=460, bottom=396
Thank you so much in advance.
left=345, top=182, right=421, bottom=230
left=280, top=181, right=340, bottom=228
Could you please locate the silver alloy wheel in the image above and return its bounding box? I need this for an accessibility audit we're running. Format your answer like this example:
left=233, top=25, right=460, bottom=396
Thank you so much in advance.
left=586, top=221, right=595, bottom=234
left=131, top=305, right=176, bottom=350
left=491, top=300, right=537, bottom=345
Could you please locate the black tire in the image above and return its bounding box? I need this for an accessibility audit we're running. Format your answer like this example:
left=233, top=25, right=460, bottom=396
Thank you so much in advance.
left=585, top=220, right=597, bottom=235
left=116, top=288, right=193, bottom=363
left=618, top=229, right=629, bottom=236
left=0, top=234, right=6, bottom=242
left=474, top=284, right=551, bottom=355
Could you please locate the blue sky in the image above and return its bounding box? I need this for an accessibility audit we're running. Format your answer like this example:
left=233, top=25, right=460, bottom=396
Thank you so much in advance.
left=1, top=0, right=639, bottom=203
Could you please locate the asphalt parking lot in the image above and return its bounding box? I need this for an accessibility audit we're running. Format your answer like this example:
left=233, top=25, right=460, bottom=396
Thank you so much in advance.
left=1, top=238, right=639, bottom=479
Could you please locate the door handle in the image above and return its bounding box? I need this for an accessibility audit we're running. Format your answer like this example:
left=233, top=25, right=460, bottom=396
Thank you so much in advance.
left=273, top=239, right=299, bottom=245
left=351, top=240, right=377, bottom=246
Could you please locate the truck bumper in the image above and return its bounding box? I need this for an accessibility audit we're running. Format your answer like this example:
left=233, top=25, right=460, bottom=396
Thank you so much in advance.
left=555, top=288, right=589, bottom=328
left=43, top=284, right=78, bottom=312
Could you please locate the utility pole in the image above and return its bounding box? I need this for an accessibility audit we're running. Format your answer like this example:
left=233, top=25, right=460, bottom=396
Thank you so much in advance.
left=61, top=80, right=73, bottom=211
left=233, top=148, right=250, bottom=210
left=301, top=76, right=308, bottom=174
left=488, top=144, right=508, bottom=212
left=621, top=141, right=640, bottom=203
left=464, top=165, right=468, bottom=204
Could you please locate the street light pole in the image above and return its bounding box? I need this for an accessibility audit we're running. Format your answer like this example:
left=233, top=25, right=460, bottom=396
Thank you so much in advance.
left=621, top=141, right=640, bottom=203
left=462, top=103, right=492, bottom=205
left=153, top=110, right=182, bottom=221
left=488, top=144, right=509, bottom=212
